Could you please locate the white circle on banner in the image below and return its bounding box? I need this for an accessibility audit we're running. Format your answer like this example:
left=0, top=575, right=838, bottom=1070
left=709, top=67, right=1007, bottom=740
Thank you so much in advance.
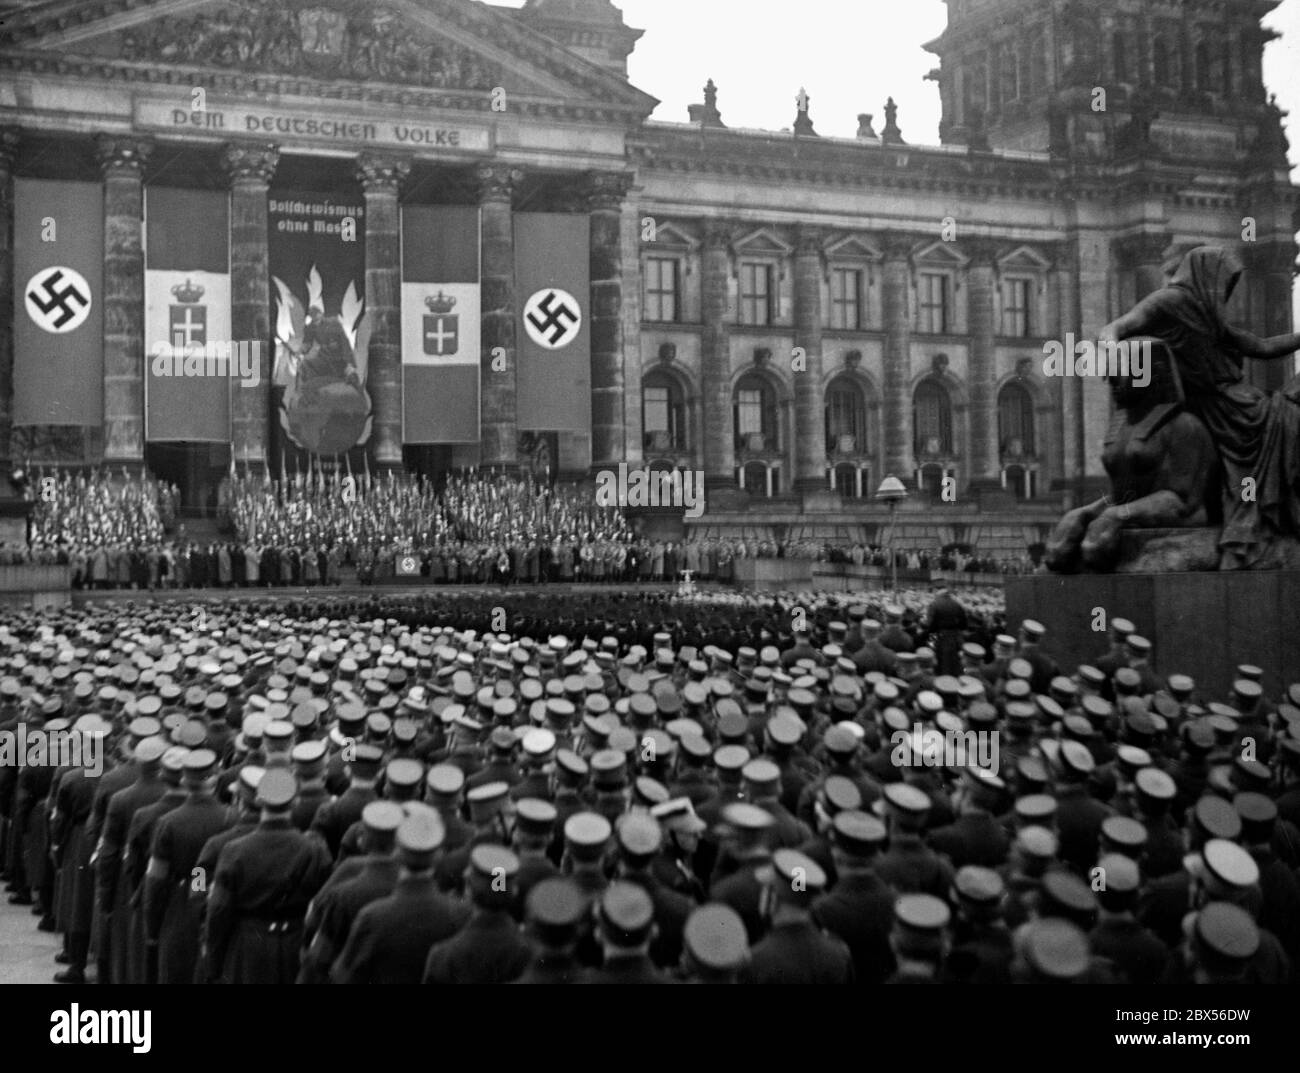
left=401, top=555, right=417, bottom=573
left=523, top=288, right=582, bottom=350
left=25, top=266, right=92, bottom=334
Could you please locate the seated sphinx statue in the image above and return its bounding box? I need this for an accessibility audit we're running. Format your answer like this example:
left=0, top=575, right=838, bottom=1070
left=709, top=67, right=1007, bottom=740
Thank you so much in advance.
left=1045, top=338, right=1221, bottom=572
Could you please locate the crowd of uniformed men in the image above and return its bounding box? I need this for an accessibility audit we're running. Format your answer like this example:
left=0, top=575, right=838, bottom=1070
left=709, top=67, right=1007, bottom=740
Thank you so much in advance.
left=0, top=588, right=1296, bottom=984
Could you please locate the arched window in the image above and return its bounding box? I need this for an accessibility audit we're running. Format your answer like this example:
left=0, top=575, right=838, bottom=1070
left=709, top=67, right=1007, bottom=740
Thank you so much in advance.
left=998, top=381, right=1036, bottom=456
left=1002, top=49, right=1019, bottom=102
left=919, top=464, right=946, bottom=498
left=966, top=61, right=987, bottom=116
left=1195, top=40, right=1213, bottom=91
left=743, top=461, right=771, bottom=498
left=1005, top=464, right=1029, bottom=500
left=734, top=373, right=778, bottom=452
left=642, top=370, right=686, bottom=454
left=1153, top=37, right=1174, bottom=86
left=1029, top=37, right=1047, bottom=96
left=913, top=379, right=953, bottom=457
left=1220, top=41, right=1233, bottom=94
left=825, top=375, right=868, bottom=455
left=833, top=463, right=859, bottom=499
left=1113, top=32, right=1129, bottom=83
left=1073, top=30, right=1098, bottom=81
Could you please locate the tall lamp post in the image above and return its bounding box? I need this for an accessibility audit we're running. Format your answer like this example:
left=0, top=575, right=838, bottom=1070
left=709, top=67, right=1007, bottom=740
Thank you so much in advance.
left=875, top=474, right=909, bottom=599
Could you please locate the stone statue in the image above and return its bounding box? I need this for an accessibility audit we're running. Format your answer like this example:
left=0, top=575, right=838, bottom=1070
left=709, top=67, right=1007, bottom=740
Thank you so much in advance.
left=1045, top=343, right=1220, bottom=572
left=1047, top=246, right=1300, bottom=572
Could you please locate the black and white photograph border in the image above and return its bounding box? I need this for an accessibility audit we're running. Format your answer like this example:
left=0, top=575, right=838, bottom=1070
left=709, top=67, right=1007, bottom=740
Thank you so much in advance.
left=0, top=0, right=1298, bottom=1048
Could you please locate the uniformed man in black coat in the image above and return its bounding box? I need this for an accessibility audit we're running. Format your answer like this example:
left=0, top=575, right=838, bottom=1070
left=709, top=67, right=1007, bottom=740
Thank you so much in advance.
left=709, top=803, right=775, bottom=944
left=742, top=849, right=853, bottom=984
left=310, top=744, right=383, bottom=859
left=1093, top=617, right=1135, bottom=698
left=96, top=735, right=170, bottom=985
left=189, top=765, right=265, bottom=980
left=850, top=620, right=898, bottom=675
left=1087, top=854, right=1168, bottom=984
left=886, top=893, right=951, bottom=983
left=423, top=845, right=531, bottom=984
left=927, top=767, right=1012, bottom=870
left=122, top=747, right=189, bottom=984
left=878, top=605, right=915, bottom=655
left=874, top=783, right=954, bottom=898
left=49, top=721, right=109, bottom=983
left=923, top=588, right=968, bottom=676
left=143, top=749, right=230, bottom=985
left=288, top=740, right=332, bottom=832
left=514, top=877, right=586, bottom=984
left=578, top=881, right=673, bottom=984
left=1017, top=620, right=1060, bottom=695
left=330, top=806, right=470, bottom=984
left=612, top=812, right=693, bottom=970
left=1049, top=740, right=1113, bottom=874
left=942, top=866, right=1014, bottom=984
left=741, top=758, right=810, bottom=850
left=299, top=800, right=403, bottom=982
left=204, top=769, right=332, bottom=984
left=509, top=798, right=560, bottom=919
left=811, top=810, right=895, bottom=983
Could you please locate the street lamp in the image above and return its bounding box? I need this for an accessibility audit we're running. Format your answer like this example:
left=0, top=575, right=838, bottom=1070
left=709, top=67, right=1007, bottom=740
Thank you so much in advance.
left=874, top=474, right=909, bottom=598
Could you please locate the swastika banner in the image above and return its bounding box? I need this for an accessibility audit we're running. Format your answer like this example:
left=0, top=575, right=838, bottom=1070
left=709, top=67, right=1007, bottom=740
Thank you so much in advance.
left=400, top=205, right=480, bottom=444
left=145, top=187, right=232, bottom=443
left=514, top=213, right=590, bottom=433
left=13, top=179, right=104, bottom=427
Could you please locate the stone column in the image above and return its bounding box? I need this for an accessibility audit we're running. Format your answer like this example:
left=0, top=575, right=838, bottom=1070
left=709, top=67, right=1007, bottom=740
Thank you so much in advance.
left=356, top=152, right=410, bottom=468
left=1117, top=231, right=1171, bottom=300
left=1246, top=238, right=1297, bottom=393
left=96, top=135, right=152, bottom=464
left=222, top=141, right=278, bottom=471
left=477, top=164, right=522, bottom=472
left=0, top=128, right=17, bottom=470
left=880, top=234, right=913, bottom=476
left=966, top=239, right=999, bottom=489
left=619, top=187, right=645, bottom=467
left=700, top=220, right=735, bottom=489
left=792, top=225, right=827, bottom=493
left=587, top=171, right=633, bottom=472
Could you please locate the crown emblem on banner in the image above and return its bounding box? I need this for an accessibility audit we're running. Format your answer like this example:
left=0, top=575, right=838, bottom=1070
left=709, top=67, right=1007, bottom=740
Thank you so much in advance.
left=425, top=291, right=456, bottom=313
left=171, top=278, right=205, bottom=303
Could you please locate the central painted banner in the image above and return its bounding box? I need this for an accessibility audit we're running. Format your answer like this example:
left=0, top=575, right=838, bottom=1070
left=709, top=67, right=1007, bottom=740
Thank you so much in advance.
left=267, top=190, right=369, bottom=470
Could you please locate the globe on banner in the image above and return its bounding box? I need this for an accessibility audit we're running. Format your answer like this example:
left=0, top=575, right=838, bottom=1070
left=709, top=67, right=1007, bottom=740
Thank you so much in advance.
left=283, top=378, right=370, bottom=455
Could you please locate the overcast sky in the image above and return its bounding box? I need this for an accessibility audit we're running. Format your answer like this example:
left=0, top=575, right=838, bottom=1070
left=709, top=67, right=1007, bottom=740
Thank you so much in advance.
left=499, top=0, right=1300, bottom=168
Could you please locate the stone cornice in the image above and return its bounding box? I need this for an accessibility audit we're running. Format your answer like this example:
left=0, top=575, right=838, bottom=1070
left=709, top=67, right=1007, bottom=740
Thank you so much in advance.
left=630, top=125, right=1299, bottom=209
left=0, top=0, right=658, bottom=120
left=0, top=48, right=650, bottom=128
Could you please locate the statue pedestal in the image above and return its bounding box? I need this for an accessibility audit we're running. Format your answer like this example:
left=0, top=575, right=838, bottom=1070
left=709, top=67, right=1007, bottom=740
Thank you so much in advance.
left=1006, top=570, right=1300, bottom=700
left=1114, top=528, right=1219, bottom=573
